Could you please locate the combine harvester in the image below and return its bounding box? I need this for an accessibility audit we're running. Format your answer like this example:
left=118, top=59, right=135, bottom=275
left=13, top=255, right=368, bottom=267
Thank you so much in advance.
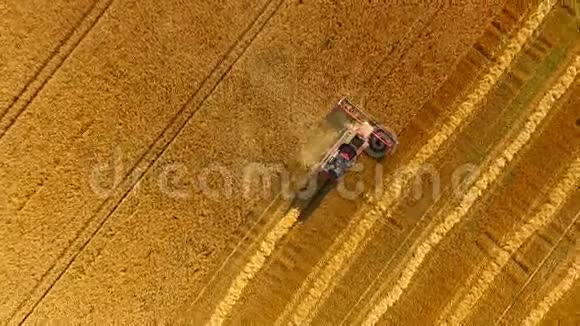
left=290, top=97, right=398, bottom=221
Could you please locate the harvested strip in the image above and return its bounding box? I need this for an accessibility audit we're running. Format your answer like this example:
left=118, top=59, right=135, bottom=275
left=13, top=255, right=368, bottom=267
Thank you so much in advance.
left=285, top=1, right=557, bottom=325
left=207, top=209, right=299, bottom=326
left=521, top=261, right=578, bottom=326
left=440, top=156, right=580, bottom=325
left=494, top=211, right=580, bottom=324
left=362, top=55, right=580, bottom=326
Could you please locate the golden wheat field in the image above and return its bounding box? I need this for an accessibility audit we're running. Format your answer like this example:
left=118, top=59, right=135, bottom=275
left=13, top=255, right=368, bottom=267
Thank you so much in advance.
left=0, top=0, right=578, bottom=324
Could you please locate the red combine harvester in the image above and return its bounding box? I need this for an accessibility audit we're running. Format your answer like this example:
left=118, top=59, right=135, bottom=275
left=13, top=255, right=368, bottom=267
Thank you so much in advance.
left=290, top=97, right=398, bottom=221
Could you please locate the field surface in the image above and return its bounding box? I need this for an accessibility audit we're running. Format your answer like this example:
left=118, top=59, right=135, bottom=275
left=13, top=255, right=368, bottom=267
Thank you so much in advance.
left=0, top=0, right=578, bottom=325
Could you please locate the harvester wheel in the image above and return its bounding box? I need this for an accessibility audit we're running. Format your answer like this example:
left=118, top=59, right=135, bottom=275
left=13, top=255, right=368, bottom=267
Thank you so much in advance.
left=365, top=128, right=390, bottom=159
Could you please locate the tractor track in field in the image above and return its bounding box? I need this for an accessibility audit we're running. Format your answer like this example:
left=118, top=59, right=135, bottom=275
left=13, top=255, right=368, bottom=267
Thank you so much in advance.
left=280, top=1, right=556, bottom=324
left=0, top=0, right=113, bottom=139
left=8, top=0, right=284, bottom=322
